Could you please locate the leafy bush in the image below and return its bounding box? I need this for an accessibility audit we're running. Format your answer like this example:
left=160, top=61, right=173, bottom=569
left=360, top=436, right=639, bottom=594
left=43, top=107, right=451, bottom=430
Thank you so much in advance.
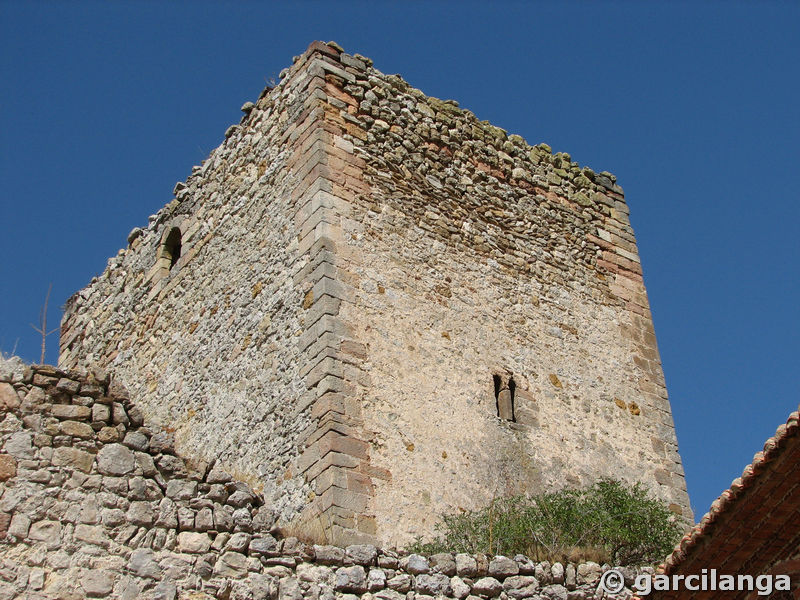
left=408, top=479, right=682, bottom=565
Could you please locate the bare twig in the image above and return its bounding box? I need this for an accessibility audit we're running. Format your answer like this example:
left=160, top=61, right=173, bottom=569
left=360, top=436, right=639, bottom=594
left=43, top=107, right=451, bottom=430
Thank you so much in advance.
left=29, top=283, right=59, bottom=364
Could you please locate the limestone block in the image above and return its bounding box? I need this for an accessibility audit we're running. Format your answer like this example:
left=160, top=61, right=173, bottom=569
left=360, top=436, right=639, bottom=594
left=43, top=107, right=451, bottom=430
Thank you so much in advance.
left=429, top=553, right=456, bottom=576
left=51, top=404, right=91, bottom=420
left=96, top=443, right=135, bottom=476
left=400, top=553, right=429, bottom=575
left=455, top=553, right=477, bottom=577
left=472, top=577, right=503, bottom=597
left=177, top=531, right=212, bottom=553
left=4, top=431, right=34, bottom=459
left=214, top=551, right=249, bottom=577
left=0, top=455, right=17, bottom=481
left=81, top=570, right=114, bottom=597
left=345, top=543, right=377, bottom=566
left=415, top=573, right=451, bottom=596
left=489, top=555, right=519, bottom=577
left=128, top=548, right=161, bottom=579
left=334, top=565, right=367, bottom=593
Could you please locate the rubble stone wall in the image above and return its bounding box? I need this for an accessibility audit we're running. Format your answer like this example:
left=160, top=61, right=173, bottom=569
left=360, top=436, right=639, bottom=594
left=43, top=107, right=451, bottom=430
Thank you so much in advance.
left=0, top=364, right=649, bottom=599
left=59, top=41, right=691, bottom=546
left=284, top=44, right=692, bottom=544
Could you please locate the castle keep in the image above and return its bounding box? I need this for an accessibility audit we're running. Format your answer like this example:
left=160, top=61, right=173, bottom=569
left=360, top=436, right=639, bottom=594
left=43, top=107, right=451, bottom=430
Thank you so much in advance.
left=59, top=41, right=692, bottom=546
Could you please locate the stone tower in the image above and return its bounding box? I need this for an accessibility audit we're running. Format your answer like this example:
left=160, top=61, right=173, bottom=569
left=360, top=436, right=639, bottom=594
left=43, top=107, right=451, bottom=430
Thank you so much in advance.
left=59, top=41, right=692, bottom=546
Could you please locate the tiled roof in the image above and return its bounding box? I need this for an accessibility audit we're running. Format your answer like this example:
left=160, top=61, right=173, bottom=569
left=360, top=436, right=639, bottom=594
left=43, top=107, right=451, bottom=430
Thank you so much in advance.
left=653, top=403, right=800, bottom=598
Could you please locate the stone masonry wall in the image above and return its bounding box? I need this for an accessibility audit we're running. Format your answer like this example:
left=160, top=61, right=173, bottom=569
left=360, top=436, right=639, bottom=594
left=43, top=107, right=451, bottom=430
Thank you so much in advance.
left=0, top=364, right=651, bottom=599
left=283, top=44, right=692, bottom=545
left=59, top=41, right=691, bottom=546
left=58, top=43, right=344, bottom=528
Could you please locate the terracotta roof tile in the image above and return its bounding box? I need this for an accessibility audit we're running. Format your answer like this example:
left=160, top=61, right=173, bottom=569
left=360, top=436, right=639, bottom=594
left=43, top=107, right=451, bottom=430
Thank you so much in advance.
left=660, top=403, right=800, bottom=575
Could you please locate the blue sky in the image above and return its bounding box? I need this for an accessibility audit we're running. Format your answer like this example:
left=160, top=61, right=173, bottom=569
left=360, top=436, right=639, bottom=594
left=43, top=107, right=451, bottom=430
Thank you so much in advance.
left=1, top=1, right=798, bottom=523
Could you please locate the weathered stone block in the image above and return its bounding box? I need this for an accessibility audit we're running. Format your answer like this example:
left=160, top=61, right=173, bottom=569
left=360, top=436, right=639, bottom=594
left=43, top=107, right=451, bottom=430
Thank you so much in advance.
left=177, top=531, right=212, bottom=553
left=51, top=404, right=91, bottom=420
left=489, top=555, right=519, bottom=577
left=0, top=455, right=16, bottom=481
left=335, top=565, right=367, bottom=593
left=96, top=443, right=135, bottom=475
left=416, top=573, right=451, bottom=596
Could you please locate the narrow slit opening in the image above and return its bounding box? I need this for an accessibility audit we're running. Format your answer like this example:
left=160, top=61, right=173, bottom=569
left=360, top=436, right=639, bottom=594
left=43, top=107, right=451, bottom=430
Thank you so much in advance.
left=493, top=374, right=502, bottom=417
left=164, top=227, right=182, bottom=270
left=508, top=376, right=516, bottom=422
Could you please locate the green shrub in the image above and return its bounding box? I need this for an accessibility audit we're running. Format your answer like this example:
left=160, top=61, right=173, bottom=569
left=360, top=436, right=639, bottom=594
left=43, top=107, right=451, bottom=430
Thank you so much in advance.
left=408, top=479, right=682, bottom=565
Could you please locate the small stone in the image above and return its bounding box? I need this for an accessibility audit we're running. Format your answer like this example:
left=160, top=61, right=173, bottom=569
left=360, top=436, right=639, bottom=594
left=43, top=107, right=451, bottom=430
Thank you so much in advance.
left=128, top=406, right=144, bottom=427
left=60, top=420, right=94, bottom=438
left=74, top=524, right=110, bottom=548
left=28, top=567, right=45, bottom=590
left=335, top=565, right=367, bottom=593
left=233, top=507, right=252, bottom=530
left=514, top=555, right=537, bottom=575
left=314, top=544, right=345, bottom=564
left=155, top=498, right=178, bottom=529
left=455, top=553, right=477, bottom=577
left=346, top=543, right=378, bottom=566
left=97, top=426, right=119, bottom=443
left=489, top=555, right=519, bottom=577
left=552, top=562, right=565, bottom=583
left=127, top=501, right=154, bottom=526
left=374, top=590, right=405, bottom=600
left=367, top=568, right=386, bottom=591
left=401, top=553, right=429, bottom=574
left=448, top=575, right=470, bottom=599
left=96, top=443, right=135, bottom=475
left=226, top=532, right=251, bottom=553
left=56, top=378, right=81, bottom=395
left=127, top=227, right=143, bottom=245
left=153, top=580, right=177, bottom=600
left=178, top=532, right=211, bottom=553
left=565, top=564, right=577, bottom=589
left=92, top=403, right=110, bottom=423
left=473, top=577, right=503, bottom=597
left=4, top=431, right=34, bottom=458
left=111, top=402, right=129, bottom=426
left=206, top=465, right=232, bottom=483
left=504, top=576, right=540, bottom=599
left=0, top=455, right=17, bottom=481
left=150, top=431, right=175, bottom=454
left=278, top=578, right=303, bottom=600
left=541, top=584, right=568, bottom=600
left=250, top=534, right=278, bottom=555
left=226, top=489, right=254, bottom=507
left=8, top=513, right=30, bottom=537
left=576, top=562, right=602, bottom=585
left=129, top=548, right=161, bottom=579
left=536, top=561, right=552, bottom=585
left=51, top=404, right=91, bottom=420
left=28, top=520, right=62, bottom=547
left=195, top=507, right=214, bottom=531
left=386, top=573, right=413, bottom=593
left=416, top=573, right=451, bottom=596
left=429, top=553, right=456, bottom=576
left=0, top=383, right=20, bottom=410
left=214, top=551, right=249, bottom=577
left=241, top=101, right=255, bottom=113
left=123, top=431, right=149, bottom=451
left=166, top=479, right=197, bottom=500
left=82, top=570, right=114, bottom=597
